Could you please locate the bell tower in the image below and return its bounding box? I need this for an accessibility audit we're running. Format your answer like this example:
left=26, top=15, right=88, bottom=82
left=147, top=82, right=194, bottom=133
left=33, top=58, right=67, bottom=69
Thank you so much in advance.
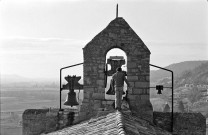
left=79, top=17, right=153, bottom=122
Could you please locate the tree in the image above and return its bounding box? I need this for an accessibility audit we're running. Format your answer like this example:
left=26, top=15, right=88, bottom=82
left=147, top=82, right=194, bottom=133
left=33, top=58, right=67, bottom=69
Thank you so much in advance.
left=178, top=100, right=185, bottom=112
left=187, top=88, right=203, bottom=106
left=163, top=103, right=170, bottom=112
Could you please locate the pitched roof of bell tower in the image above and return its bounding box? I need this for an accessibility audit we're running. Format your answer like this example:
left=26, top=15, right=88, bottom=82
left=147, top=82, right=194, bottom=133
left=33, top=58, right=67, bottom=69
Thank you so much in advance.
left=84, top=17, right=150, bottom=54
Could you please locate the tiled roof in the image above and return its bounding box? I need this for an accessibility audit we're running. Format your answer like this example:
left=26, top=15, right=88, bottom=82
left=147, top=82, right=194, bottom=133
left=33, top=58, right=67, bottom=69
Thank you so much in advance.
left=44, top=111, right=171, bottom=135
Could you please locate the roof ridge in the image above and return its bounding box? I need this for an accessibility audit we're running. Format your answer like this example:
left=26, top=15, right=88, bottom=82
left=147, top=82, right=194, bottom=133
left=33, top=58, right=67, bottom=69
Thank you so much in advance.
left=116, top=111, right=126, bottom=135
left=43, top=110, right=172, bottom=135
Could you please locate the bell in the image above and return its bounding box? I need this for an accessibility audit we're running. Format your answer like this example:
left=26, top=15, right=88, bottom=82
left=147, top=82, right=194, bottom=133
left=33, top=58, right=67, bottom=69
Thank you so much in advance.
left=157, top=89, right=162, bottom=94
left=156, top=85, right=163, bottom=94
left=64, top=91, right=79, bottom=107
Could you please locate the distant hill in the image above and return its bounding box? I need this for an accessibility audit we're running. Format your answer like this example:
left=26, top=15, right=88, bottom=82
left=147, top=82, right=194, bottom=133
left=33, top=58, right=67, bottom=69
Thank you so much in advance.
left=1, top=74, right=33, bottom=84
left=175, top=62, right=208, bottom=87
left=2, top=61, right=207, bottom=88
left=150, top=61, right=208, bottom=82
left=1, top=74, right=59, bottom=88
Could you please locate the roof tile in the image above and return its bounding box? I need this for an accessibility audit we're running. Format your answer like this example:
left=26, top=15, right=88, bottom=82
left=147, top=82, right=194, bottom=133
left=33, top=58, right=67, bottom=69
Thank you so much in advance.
left=44, top=110, right=171, bottom=135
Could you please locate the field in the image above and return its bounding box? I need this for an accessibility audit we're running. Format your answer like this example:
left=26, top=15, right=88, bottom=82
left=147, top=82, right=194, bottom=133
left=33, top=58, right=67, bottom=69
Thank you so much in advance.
left=0, top=87, right=165, bottom=135
left=1, top=87, right=207, bottom=135
left=0, top=88, right=84, bottom=135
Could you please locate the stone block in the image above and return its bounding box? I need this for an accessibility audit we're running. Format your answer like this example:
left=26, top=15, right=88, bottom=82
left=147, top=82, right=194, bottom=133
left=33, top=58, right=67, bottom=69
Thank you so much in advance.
left=98, top=70, right=103, bottom=73
left=83, top=92, right=93, bottom=99
left=127, top=76, right=138, bottom=81
left=127, top=62, right=137, bottom=68
left=106, top=101, right=114, bottom=105
left=97, top=80, right=104, bottom=86
left=99, top=73, right=104, bottom=79
left=141, top=95, right=149, bottom=100
left=100, top=57, right=105, bottom=61
left=78, top=112, right=87, bottom=117
left=98, top=87, right=105, bottom=93
left=109, top=33, right=116, bottom=38
left=94, top=100, right=101, bottom=104
left=92, top=66, right=97, bottom=72
left=94, top=88, right=98, bottom=93
left=138, top=76, right=146, bottom=81
left=84, top=87, right=94, bottom=92
left=128, top=87, right=133, bottom=94
left=84, top=66, right=91, bottom=72
left=82, top=98, right=89, bottom=103
left=142, top=89, right=150, bottom=94
left=102, top=101, right=107, bottom=105
left=74, top=112, right=88, bottom=124
left=93, top=102, right=101, bottom=110
left=129, top=82, right=134, bottom=87
left=131, top=68, right=139, bottom=73
left=145, top=76, right=149, bottom=81
left=127, top=57, right=131, bottom=61
left=80, top=102, right=89, bottom=107
left=92, top=93, right=105, bottom=100
left=80, top=104, right=89, bottom=112
left=98, top=64, right=105, bottom=70
left=133, top=88, right=143, bottom=94
left=135, top=82, right=149, bottom=88
left=128, top=95, right=136, bottom=100
left=84, top=77, right=92, bottom=85
left=46, top=112, right=57, bottom=117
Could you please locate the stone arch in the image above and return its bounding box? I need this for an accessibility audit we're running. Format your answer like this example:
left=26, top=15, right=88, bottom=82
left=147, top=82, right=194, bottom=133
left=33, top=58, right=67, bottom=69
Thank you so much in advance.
left=105, top=48, right=127, bottom=100
left=80, top=17, right=153, bottom=123
left=104, top=46, right=128, bottom=57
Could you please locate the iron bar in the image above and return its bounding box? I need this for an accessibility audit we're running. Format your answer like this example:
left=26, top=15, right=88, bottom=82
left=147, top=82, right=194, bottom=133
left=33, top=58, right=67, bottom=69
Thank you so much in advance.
left=149, top=64, right=174, bottom=133
left=59, top=63, right=83, bottom=111
left=149, top=87, right=172, bottom=89
left=116, top=4, right=118, bottom=18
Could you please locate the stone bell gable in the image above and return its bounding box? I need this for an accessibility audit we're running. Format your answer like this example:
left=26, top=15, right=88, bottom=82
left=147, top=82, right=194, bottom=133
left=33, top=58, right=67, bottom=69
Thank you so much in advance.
left=81, top=17, right=153, bottom=122
left=83, top=17, right=150, bottom=60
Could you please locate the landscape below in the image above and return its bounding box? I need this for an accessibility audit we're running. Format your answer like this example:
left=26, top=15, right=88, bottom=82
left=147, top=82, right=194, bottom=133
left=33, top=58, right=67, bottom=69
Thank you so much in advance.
left=1, top=61, right=208, bottom=135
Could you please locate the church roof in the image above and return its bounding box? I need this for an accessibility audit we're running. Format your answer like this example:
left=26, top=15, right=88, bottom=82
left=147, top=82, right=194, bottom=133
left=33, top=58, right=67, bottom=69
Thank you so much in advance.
left=44, top=110, right=171, bottom=135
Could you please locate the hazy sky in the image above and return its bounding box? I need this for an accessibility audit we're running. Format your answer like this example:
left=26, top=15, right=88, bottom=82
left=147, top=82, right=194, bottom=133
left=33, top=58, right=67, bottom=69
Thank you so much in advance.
left=0, top=0, right=207, bottom=79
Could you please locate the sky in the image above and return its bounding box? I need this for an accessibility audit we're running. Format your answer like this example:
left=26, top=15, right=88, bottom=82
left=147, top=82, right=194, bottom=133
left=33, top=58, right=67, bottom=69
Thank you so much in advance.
left=0, top=0, right=207, bottom=80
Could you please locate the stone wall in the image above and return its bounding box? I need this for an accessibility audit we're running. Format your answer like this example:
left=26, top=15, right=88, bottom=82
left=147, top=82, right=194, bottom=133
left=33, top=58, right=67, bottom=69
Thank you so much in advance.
left=153, top=112, right=206, bottom=135
left=22, top=109, right=78, bottom=135
left=80, top=17, right=153, bottom=123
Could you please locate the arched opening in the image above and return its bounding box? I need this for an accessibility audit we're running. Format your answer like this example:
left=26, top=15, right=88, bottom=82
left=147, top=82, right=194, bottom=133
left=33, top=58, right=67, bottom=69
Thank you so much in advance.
left=105, top=48, right=127, bottom=100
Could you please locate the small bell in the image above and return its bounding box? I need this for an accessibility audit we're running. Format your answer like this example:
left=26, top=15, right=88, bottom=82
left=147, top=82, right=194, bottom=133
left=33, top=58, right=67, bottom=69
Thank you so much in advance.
left=64, top=91, right=79, bottom=107
left=156, top=85, right=163, bottom=94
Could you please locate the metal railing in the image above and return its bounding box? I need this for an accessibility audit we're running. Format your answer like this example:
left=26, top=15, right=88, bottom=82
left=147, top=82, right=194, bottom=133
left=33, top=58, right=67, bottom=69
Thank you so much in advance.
left=149, top=64, right=174, bottom=132
left=59, top=63, right=83, bottom=111
left=58, top=62, right=174, bottom=132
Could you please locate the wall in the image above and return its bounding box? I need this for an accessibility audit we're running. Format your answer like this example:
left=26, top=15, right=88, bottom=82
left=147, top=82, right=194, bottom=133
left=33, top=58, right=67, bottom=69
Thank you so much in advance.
left=81, top=17, right=153, bottom=123
left=22, top=109, right=76, bottom=135
left=153, top=112, right=206, bottom=135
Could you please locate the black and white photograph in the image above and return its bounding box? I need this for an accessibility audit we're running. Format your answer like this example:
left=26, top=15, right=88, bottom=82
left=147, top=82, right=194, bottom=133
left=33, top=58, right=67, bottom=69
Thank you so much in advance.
left=0, top=0, right=208, bottom=135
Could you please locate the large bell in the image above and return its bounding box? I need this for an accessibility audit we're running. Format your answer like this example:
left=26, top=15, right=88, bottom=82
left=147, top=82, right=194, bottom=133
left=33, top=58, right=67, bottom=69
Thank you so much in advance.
left=64, top=91, right=79, bottom=107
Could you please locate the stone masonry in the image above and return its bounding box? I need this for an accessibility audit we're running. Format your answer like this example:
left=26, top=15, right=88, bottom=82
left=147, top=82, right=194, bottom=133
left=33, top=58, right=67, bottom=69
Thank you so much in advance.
left=80, top=17, right=153, bottom=122
left=22, top=109, right=77, bottom=135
